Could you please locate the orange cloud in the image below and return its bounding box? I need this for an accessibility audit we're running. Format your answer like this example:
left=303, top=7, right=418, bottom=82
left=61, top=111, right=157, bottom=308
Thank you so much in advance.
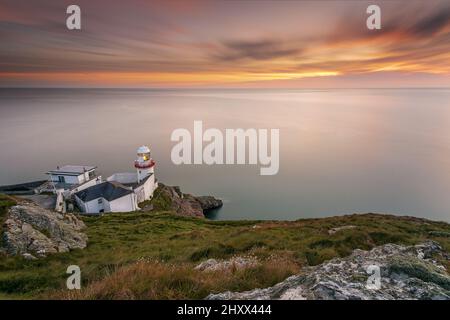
left=1, top=0, right=450, bottom=87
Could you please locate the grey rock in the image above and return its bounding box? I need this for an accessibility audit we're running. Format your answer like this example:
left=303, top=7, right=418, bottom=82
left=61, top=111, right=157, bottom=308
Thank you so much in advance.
left=2, top=200, right=88, bottom=258
left=157, top=184, right=223, bottom=218
left=328, top=225, right=356, bottom=235
left=195, top=256, right=258, bottom=272
left=196, top=196, right=223, bottom=211
left=207, top=241, right=450, bottom=300
left=22, top=253, right=37, bottom=260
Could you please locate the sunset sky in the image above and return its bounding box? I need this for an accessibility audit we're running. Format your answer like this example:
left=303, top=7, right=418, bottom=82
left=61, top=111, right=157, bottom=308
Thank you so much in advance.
left=1, top=0, right=450, bottom=88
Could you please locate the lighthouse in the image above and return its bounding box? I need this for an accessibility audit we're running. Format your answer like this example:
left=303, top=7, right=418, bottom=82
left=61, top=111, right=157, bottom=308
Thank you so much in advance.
left=74, top=145, right=158, bottom=214
left=135, top=145, right=155, bottom=183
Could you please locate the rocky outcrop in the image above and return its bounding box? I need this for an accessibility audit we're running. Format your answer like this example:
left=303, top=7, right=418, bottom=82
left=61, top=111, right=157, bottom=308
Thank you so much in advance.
left=156, top=184, right=223, bottom=218
left=328, top=225, right=356, bottom=235
left=195, top=256, right=258, bottom=272
left=2, top=200, right=88, bottom=259
left=196, top=196, right=224, bottom=212
left=207, top=241, right=450, bottom=300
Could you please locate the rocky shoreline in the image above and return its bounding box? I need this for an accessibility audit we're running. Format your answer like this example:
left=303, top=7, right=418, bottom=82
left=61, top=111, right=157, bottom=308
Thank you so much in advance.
left=151, top=183, right=223, bottom=218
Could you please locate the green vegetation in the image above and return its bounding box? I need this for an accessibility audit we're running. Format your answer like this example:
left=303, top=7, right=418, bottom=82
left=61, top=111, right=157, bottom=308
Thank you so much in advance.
left=139, top=185, right=173, bottom=211
left=389, top=257, right=450, bottom=291
left=0, top=194, right=16, bottom=221
left=0, top=194, right=449, bottom=299
left=0, top=194, right=16, bottom=250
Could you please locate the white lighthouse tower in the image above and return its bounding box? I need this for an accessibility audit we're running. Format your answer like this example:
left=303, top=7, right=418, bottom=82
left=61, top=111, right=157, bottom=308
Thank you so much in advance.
left=135, top=145, right=155, bottom=183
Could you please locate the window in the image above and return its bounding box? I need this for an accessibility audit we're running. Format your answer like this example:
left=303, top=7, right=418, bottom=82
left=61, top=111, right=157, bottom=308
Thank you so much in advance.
left=58, top=176, right=65, bottom=183
left=98, top=198, right=103, bottom=204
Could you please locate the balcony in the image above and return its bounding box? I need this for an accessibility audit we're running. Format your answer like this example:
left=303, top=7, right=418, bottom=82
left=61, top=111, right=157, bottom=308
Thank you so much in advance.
left=134, top=159, right=155, bottom=169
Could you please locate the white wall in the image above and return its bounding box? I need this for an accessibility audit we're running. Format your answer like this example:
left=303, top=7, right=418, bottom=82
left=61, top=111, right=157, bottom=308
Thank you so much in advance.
left=75, top=193, right=136, bottom=214
left=137, top=167, right=154, bottom=183
left=143, top=174, right=157, bottom=199
left=75, top=197, right=103, bottom=214
left=109, top=194, right=137, bottom=212
left=50, top=174, right=80, bottom=184
left=135, top=185, right=146, bottom=203
left=134, top=174, right=156, bottom=203
left=50, top=170, right=96, bottom=185
left=107, top=172, right=137, bottom=184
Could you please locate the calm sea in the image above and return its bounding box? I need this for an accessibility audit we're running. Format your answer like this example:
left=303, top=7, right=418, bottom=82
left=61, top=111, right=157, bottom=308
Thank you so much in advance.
left=1, top=88, right=450, bottom=222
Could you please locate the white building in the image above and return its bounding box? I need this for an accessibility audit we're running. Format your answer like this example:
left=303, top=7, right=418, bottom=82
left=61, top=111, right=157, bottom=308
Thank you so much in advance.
left=74, top=146, right=158, bottom=214
left=74, top=181, right=138, bottom=213
left=45, top=165, right=102, bottom=212
left=47, top=165, right=101, bottom=193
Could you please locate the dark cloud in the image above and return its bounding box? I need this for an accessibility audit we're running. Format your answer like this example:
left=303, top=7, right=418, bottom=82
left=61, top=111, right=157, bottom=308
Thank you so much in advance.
left=214, top=39, right=302, bottom=62
left=324, top=2, right=450, bottom=47
left=409, top=7, right=450, bottom=36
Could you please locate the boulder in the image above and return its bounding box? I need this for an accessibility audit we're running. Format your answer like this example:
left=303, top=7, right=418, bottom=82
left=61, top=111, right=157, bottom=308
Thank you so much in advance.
left=2, top=200, right=88, bottom=258
left=195, top=256, right=258, bottom=272
left=22, top=253, right=37, bottom=260
left=328, top=225, right=356, bottom=235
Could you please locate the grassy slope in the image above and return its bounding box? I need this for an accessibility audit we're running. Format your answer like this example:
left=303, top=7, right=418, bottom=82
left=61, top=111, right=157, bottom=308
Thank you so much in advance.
left=0, top=194, right=449, bottom=299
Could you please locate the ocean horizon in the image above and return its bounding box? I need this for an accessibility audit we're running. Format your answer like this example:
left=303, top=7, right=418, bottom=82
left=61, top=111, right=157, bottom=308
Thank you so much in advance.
left=1, top=87, right=450, bottom=222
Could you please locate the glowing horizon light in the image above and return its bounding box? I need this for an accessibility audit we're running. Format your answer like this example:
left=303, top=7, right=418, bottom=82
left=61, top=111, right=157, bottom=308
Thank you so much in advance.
left=0, top=1, right=449, bottom=88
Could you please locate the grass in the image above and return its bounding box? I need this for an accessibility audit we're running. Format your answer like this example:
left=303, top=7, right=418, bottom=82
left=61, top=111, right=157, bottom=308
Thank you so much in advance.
left=139, top=185, right=173, bottom=211
left=0, top=194, right=16, bottom=223
left=0, top=194, right=17, bottom=250
left=53, top=257, right=299, bottom=300
left=0, top=195, right=449, bottom=299
left=389, top=257, right=450, bottom=291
